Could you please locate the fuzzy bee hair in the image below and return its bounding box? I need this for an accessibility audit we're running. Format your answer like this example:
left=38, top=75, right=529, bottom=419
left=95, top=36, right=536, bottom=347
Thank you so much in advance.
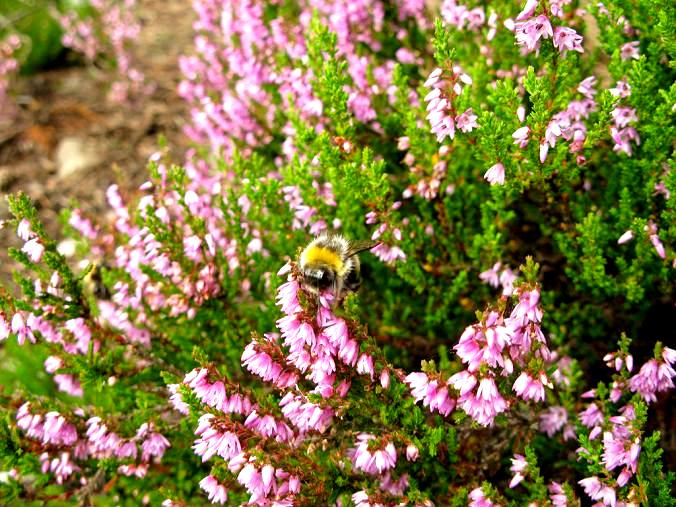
left=299, top=234, right=376, bottom=300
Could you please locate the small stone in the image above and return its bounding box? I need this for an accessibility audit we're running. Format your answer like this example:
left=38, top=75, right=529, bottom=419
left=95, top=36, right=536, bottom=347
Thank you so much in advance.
left=55, top=137, right=102, bottom=179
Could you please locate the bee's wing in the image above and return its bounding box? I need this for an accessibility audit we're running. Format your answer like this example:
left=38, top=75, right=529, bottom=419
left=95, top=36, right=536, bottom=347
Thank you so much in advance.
left=346, top=239, right=379, bottom=257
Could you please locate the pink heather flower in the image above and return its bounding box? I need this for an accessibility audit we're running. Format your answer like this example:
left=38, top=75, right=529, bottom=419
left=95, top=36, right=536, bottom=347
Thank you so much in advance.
left=649, top=233, right=666, bottom=259
left=577, top=76, right=597, bottom=99
left=620, top=41, right=640, bottom=60
left=141, top=432, right=170, bottom=461
left=277, top=280, right=301, bottom=315
left=199, top=475, right=228, bottom=504
left=512, top=126, right=530, bottom=147
left=602, top=431, right=640, bottom=473
left=509, top=453, right=528, bottom=488
left=579, top=476, right=616, bottom=506
left=406, top=444, right=419, bottom=461
left=22, top=238, right=45, bottom=263
left=456, top=108, right=479, bottom=133
left=407, top=372, right=456, bottom=416
left=516, top=0, right=539, bottom=21
left=515, top=15, right=553, bottom=52
left=580, top=403, right=604, bottom=427
left=352, top=490, right=371, bottom=507
left=468, top=486, right=501, bottom=507
left=42, top=412, right=78, bottom=446
left=352, top=434, right=397, bottom=475
left=0, top=313, right=9, bottom=341
left=356, top=353, right=375, bottom=380
left=380, top=369, right=390, bottom=389
left=499, top=268, right=517, bottom=296
left=611, top=126, right=640, bottom=156
left=371, top=243, right=406, bottom=263
left=663, top=347, right=676, bottom=365
left=461, top=376, right=507, bottom=426
left=610, top=79, right=631, bottom=98
left=612, top=107, right=638, bottom=128
left=237, top=463, right=265, bottom=495
left=479, top=262, right=501, bottom=287
left=17, top=219, right=33, bottom=241
left=548, top=482, right=568, bottom=506
left=512, top=371, right=547, bottom=402
left=44, top=356, right=63, bottom=373
left=54, top=374, right=83, bottom=397
left=168, top=384, right=190, bottom=414
left=617, top=230, right=634, bottom=244
left=11, top=312, right=35, bottom=345
left=484, top=163, right=505, bottom=185
left=539, top=406, right=568, bottom=436
left=629, top=358, right=674, bottom=402
left=553, top=26, right=584, bottom=54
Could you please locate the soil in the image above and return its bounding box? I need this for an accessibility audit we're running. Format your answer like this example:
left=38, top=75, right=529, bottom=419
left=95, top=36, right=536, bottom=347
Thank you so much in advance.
left=0, top=0, right=194, bottom=287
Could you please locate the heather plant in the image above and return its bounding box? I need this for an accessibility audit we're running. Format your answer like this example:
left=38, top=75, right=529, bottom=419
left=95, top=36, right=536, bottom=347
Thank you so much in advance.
left=58, top=0, right=152, bottom=102
left=0, top=34, right=21, bottom=123
left=1, top=0, right=674, bottom=505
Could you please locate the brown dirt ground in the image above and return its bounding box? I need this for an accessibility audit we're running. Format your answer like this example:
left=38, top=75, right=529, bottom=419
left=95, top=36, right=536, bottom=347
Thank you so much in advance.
left=0, top=0, right=194, bottom=287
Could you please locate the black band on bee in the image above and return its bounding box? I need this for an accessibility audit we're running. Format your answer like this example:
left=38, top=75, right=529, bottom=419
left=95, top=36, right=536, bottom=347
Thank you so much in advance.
left=303, top=267, right=335, bottom=291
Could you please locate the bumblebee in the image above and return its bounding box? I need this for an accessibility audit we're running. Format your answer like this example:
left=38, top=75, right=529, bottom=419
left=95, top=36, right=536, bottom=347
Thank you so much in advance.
left=81, top=261, right=111, bottom=300
left=299, top=234, right=376, bottom=300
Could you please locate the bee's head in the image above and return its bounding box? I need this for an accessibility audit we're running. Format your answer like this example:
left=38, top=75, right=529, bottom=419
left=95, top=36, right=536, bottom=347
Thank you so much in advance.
left=302, top=265, right=335, bottom=291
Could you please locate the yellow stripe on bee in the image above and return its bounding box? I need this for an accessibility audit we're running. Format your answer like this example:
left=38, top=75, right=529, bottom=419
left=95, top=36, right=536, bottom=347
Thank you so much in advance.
left=302, top=246, right=346, bottom=275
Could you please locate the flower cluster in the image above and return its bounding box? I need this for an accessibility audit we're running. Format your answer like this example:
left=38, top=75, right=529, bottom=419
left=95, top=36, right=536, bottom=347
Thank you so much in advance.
left=423, top=66, right=478, bottom=143
left=406, top=285, right=552, bottom=426
left=16, top=403, right=169, bottom=484
left=59, top=0, right=153, bottom=102
left=0, top=34, right=21, bottom=123
left=539, top=76, right=597, bottom=164
left=1, top=0, right=674, bottom=504
left=511, top=0, right=583, bottom=55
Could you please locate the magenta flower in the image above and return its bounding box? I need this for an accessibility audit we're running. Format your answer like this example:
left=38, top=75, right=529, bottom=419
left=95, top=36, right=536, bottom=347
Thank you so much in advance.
left=629, top=358, right=674, bottom=402
left=484, top=163, right=505, bottom=185
left=509, top=453, right=528, bottom=488
left=611, top=126, right=640, bottom=156
left=617, top=230, right=634, bottom=244
left=579, top=402, right=604, bottom=428
left=371, top=243, right=406, bottom=263
left=16, top=219, right=33, bottom=241
left=351, top=433, right=397, bottom=474
left=54, top=374, right=84, bottom=397
left=515, top=15, right=553, bottom=52
left=460, top=376, right=507, bottom=426
left=456, top=108, right=479, bottom=133
left=539, top=406, right=568, bottom=436
left=620, top=41, right=640, bottom=60
left=406, top=444, right=419, bottom=461
left=516, top=0, right=539, bottom=21
left=577, top=76, right=597, bottom=99
left=21, top=238, right=45, bottom=263
left=356, top=353, right=375, bottom=380
left=548, top=481, right=568, bottom=506
left=199, top=475, right=228, bottom=504
left=579, top=476, right=616, bottom=506
left=512, top=126, right=530, bottom=147
left=0, top=313, right=9, bottom=341
left=468, top=486, right=501, bottom=506
left=512, top=371, right=548, bottom=402
left=553, top=26, right=583, bottom=54
left=602, top=430, right=640, bottom=473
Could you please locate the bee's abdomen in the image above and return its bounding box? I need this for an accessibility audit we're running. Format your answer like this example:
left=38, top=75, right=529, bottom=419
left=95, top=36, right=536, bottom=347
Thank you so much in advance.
left=303, top=267, right=335, bottom=290
left=343, top=264, right=362, bottom=293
